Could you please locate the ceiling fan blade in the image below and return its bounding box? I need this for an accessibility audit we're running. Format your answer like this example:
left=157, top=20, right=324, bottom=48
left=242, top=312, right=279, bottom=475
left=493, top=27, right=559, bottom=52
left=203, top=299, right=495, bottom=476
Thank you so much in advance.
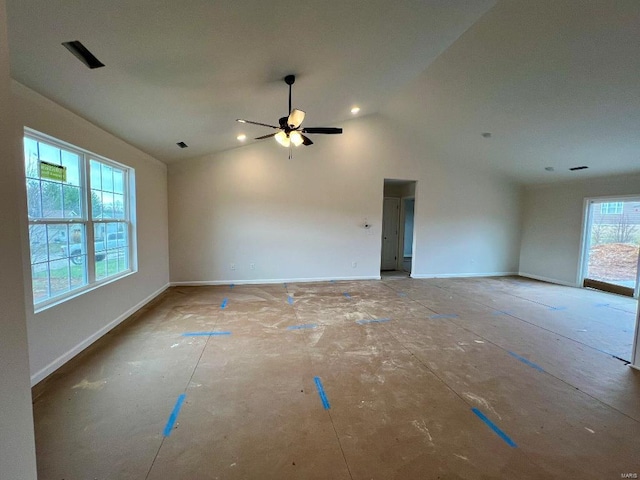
left=255, top=132, right=278, bottom=140
left=301, top=134, right=313, bottom=146
left=302, top=127, right=343, bottom=134
left=236, top=119, right=279, bottom=129
left=288, top=109, right=305, bottom=129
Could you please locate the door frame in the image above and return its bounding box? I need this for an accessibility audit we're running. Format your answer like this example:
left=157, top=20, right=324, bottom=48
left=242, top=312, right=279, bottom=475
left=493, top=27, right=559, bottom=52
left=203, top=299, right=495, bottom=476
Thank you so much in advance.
left=397, top=196, right=415, bottom=272
left=579, top=194, right=640, bottom=298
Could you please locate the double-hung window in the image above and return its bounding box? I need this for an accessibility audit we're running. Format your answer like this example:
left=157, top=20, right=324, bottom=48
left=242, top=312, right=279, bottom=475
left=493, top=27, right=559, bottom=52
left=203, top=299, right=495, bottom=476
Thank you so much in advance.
left=24, top=130, right=135, bottom=309
left=600, top=202, right=624, bottom=215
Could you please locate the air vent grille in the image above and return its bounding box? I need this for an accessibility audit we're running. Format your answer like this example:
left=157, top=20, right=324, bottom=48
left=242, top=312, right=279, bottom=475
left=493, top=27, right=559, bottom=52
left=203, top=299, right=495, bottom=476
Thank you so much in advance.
left=62, top=41, right=105, bottom=69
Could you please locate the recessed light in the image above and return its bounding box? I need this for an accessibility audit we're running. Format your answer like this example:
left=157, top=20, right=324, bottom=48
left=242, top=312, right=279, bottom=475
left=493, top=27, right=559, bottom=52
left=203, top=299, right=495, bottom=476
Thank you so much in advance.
left=237, top=134, right=247, bottom=142
left=176, top=141, right=188, bottom=149
left=350, top=107, right=360, bottom=114
left=545, top=167, right=554, bottom=172
left=481, top=132, right=492, bottom=138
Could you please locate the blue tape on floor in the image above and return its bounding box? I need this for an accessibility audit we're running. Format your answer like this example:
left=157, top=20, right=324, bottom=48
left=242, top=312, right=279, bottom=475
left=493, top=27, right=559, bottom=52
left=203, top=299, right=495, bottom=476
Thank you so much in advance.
left=221, top=297, right=228, bottom=309
left=548, top=306, right=567, bottom=311
left=429, top=314, right=458, bottom=319
left=343, top=292, right=351, bottom=299
left=230, top=284, right=234, bottom=289
left=163, top=393, right=186, bottom=437
left=356, top=318, right=390, bottom=325
left=283, top=283, right=288, bottom=288
left=507, top=351, right=544, bottom=372
left=594, top=303, right=610, bottom=308
left=288, top=295, right=294, bottom=305
left=314, top=376, right=331, bottom=410
left=287, top=323, right=317, bottom=330
left=492, top=310, right=510, bottom=316
left=330, top=280, right=336, bottom=283
left=182, top=331, right=232, bottom=336
left=471, top=408, right=517, bottom=448
left=398, top=292, right=408, bottom=297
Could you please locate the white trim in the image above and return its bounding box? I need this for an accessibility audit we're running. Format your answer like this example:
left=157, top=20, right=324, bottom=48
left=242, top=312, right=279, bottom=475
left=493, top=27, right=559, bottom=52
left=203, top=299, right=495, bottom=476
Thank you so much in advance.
left=577, top=197, right=592, bottom=287
left=30, top=283, right=170, bottom=386
left=171, top=276, right=382, bottom=287
left=518, top=272, right=576, bottom=287
left=632, top=297, right=640, bottom=367
left=629, top=363, right=640, bottom=372
left=411, top=271, right=518, bottom=279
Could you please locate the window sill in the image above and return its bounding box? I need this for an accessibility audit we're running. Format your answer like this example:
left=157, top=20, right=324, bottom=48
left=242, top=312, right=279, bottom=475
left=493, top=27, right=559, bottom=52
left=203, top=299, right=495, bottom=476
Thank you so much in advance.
left=34, top=269, right=137, bottom=314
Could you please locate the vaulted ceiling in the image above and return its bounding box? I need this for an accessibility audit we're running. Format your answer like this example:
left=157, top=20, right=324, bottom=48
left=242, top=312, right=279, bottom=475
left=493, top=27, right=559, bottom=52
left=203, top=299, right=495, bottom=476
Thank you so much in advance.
left=7, top=0, right=640, bottom=184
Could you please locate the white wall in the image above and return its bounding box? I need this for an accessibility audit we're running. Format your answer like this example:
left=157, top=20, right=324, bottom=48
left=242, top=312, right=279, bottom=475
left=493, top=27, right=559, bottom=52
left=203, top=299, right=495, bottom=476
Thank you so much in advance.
left=0, top=0, right=37, bottom=476
left=519, top=174, right=640, bottom=286
left=12, top=83, right=171, bottom=384
left=169, top=114, right=522, bottom=284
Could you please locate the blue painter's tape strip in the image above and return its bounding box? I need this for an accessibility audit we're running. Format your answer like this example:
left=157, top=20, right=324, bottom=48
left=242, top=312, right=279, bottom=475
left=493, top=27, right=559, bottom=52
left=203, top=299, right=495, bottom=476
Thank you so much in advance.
left=182, top=331, right=232, bottom=337
left=429, top=314, right=458, bottom=319
left=594, top=303, right=610, bottom=308
left=507, top=351, right=544, bottom=372
left=548, top=306, right=567, bottom=311
left=343, top=292, right=351, bottom=299
left=287, top=323, right=317, bottom=330
left=314, top=376, right=330, bottom=410
left=398, top=292, right=408, bottom=297
left=471, top=408, right=517, bottom=448
left=288, top=295, right=294, bottom=305
left=330, top=280, right=336, bottom=283
left=221, top=297, right=228, bottom=309
left=492, top=310, right=510, bottom=316
left=230, top=284, right=235, bottom=289
left=163, top=393, right=186, bottom=437
left=356, top=318, right=390, bottom=325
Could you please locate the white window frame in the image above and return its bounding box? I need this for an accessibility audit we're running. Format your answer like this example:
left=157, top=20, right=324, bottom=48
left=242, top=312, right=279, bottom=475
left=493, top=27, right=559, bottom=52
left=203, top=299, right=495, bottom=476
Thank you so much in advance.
left=600, top=202, right=624, bottom=215
left=24, top=128, right=136, bottom=312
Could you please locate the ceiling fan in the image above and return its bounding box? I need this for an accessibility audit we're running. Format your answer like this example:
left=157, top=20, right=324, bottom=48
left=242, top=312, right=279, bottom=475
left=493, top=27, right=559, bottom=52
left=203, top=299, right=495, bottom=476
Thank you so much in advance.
left=236, top=75, right=343, bottom=154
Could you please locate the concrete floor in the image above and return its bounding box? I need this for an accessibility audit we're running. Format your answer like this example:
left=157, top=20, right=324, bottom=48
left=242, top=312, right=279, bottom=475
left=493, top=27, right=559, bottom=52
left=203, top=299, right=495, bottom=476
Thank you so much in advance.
left=32, top=276, right=640, bottom=479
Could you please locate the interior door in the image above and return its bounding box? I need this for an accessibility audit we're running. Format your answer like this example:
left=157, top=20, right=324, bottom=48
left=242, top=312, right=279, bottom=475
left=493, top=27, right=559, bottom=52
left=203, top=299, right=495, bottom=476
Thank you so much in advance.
left=381, top=197, right=400, bottom=270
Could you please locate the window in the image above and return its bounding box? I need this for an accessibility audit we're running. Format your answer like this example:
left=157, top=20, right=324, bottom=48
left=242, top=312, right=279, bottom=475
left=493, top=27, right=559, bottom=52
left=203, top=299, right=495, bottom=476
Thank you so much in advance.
left=24, top=130, right=135, bottom=308
left=600, top=202, right=623, bottom=215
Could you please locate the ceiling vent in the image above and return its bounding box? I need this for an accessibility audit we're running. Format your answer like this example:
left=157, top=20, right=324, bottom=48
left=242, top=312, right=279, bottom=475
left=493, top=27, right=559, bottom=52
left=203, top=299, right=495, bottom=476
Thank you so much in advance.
left=176, top=142, right=188, bottom=149
left=569, top=166, right=588, bottom=171
left=62, top=41, right=105, bottom=69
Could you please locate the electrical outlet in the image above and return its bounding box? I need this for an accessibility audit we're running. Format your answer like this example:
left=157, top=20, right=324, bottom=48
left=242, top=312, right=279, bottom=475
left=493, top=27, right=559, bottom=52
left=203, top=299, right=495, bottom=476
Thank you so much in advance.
left=352, top=261, right=357, bottom=268
left=250, top=263, right=255, bottom=270
left=230, top=263, right=236, bottom=270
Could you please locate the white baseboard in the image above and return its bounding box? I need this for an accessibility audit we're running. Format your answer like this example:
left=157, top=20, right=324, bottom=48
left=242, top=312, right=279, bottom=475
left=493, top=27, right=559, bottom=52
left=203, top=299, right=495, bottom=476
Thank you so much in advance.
left=30, top=283, right=170, bottom=386
left=410, top=271, right=518, bottom=279
left=629, top=364, right=640, bottom=372
left=518, top=272, right=577, bottom=287
left=171, top=276, right=382, bottom=287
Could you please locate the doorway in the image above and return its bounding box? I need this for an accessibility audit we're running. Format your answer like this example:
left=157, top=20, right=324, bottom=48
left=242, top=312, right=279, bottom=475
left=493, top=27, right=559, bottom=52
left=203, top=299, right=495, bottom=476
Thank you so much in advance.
left=381, top=179, right=416, bottom=274
left=581, top=197, right=640, bottom=298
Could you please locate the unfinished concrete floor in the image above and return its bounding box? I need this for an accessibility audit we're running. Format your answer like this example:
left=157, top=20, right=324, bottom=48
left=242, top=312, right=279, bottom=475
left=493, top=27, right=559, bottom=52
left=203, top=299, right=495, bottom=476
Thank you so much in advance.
left=32, top=276, right=640, bottom=479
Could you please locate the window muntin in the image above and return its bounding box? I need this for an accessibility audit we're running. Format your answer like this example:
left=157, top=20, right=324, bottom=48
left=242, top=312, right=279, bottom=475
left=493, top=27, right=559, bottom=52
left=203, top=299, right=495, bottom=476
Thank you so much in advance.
left=600, top=202, right=623, bottom=215
left=24, top=131, right=134, bottom=308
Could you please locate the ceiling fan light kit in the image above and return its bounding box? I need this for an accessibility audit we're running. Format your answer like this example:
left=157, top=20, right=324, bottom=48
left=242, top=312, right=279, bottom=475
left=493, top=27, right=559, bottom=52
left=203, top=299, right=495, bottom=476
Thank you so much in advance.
left=236, top=75, right=343, bottom=156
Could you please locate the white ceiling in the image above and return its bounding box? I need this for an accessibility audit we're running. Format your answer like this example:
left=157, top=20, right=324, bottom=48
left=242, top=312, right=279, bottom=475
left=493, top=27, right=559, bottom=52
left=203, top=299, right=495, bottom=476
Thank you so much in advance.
left=383, top=0, right=640, bottom=184
left=6, top=0, right=640, bottom=185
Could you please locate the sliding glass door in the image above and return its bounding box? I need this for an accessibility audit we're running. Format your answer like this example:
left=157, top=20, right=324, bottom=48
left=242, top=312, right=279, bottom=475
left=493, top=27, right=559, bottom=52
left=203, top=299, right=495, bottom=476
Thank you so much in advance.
left=582, top=197, right=640, bottom=297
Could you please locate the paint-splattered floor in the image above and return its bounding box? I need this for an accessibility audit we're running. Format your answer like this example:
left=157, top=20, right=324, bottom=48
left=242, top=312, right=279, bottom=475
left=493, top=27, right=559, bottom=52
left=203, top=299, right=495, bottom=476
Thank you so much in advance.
left=32, top=276, right=640, bottom=479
